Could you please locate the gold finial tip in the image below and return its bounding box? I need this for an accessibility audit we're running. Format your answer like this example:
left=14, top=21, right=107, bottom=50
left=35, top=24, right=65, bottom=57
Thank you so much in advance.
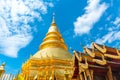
left=52, top=13, right=55, bottom=23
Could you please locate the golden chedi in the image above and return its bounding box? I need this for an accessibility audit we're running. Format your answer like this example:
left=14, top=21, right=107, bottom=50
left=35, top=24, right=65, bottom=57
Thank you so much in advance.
left=21, top=14, right=73, bottom=80
left=0, top=63, right=5, bottom=77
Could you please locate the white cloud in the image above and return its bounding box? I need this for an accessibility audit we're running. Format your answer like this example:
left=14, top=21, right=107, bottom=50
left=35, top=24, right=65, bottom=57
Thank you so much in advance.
left=108, top=17, right=120, bottom=31
left=106, top=15, right=112, bottom=21
left=0, top=33, right=32, bottom=57
left=95, top=16, right=120, bottom=45
left=113, top=17, right=120, bottom=25
left=95, top=31, right=114, bottom=44
left=0, top=0, right=53, bottom=58
left=96, top=31, right=120, bottom=44
left=74, top=0, right=108, bottom=35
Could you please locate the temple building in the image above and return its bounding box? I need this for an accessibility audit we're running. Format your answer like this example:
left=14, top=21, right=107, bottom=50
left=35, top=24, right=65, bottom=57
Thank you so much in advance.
left=21, top=15, right=73, bottom=80
left=72, top=42, right=120, bottom=80
left=14, top=15, right=120, bottom=80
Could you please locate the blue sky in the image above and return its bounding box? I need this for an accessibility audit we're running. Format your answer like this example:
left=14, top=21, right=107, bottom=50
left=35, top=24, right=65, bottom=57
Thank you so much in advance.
left=0, top=0, right=120, bottom=75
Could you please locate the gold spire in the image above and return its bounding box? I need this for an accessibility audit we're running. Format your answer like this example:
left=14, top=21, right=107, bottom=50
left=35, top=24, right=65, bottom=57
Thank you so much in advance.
left=52, top=13, right=55, bottom=24
left=48, top=13, right=59, bottom=32
left=50, top=13, right=57, bottom=27
left=0, top=63, right=5, bottom=77
left=39, top=13, right=68, bottom=50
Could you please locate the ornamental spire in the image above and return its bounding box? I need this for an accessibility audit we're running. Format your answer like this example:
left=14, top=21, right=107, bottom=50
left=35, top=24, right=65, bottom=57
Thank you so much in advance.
left=39, top=13, right=68, bottom=50
left=52, top=13, right=55, bottom=24
left=51, top=13, right=57, bottom=27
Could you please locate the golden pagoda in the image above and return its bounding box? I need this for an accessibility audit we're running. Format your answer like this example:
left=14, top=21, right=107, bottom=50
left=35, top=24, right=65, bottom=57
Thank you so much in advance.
left=0, top=63, right=5, bottom=77
left=0, top=63, right=15, bottom=80
left=21, top=14, right=73, bottom=80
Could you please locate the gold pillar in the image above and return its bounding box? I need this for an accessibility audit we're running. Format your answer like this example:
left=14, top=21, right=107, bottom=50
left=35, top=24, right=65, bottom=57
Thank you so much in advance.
left=86, top=69, right=92, bottom=80
left=83, top=71, right=87, bottom=80
left=89, top=70, right=93, bottom=80
left=79, top=73, right=83, bottom=80
left=107, top=66, right=113, bottom=80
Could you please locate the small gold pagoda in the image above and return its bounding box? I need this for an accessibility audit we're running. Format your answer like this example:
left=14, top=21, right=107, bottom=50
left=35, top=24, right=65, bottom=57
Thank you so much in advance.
left=21, top=14, right=73, bottom=80
left=0, top=63, right=5, bottom=77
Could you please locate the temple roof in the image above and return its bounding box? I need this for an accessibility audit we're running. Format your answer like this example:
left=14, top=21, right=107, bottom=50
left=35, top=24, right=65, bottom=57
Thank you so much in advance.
left=72, top=42, right=120, bottom=75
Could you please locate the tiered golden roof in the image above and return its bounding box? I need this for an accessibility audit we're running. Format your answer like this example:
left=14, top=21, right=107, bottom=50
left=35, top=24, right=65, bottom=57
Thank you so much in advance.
left=33, top=14, right=71, bottom=60
left=72, top=42, right=120, bottom=80
left=40, top=14, right=67, bottom=50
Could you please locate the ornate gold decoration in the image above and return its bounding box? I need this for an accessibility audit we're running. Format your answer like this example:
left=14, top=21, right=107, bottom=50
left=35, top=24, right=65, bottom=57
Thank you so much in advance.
left=104, top=48, right=120, bottom=59
left=21, top=14, right=73, bottom=80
